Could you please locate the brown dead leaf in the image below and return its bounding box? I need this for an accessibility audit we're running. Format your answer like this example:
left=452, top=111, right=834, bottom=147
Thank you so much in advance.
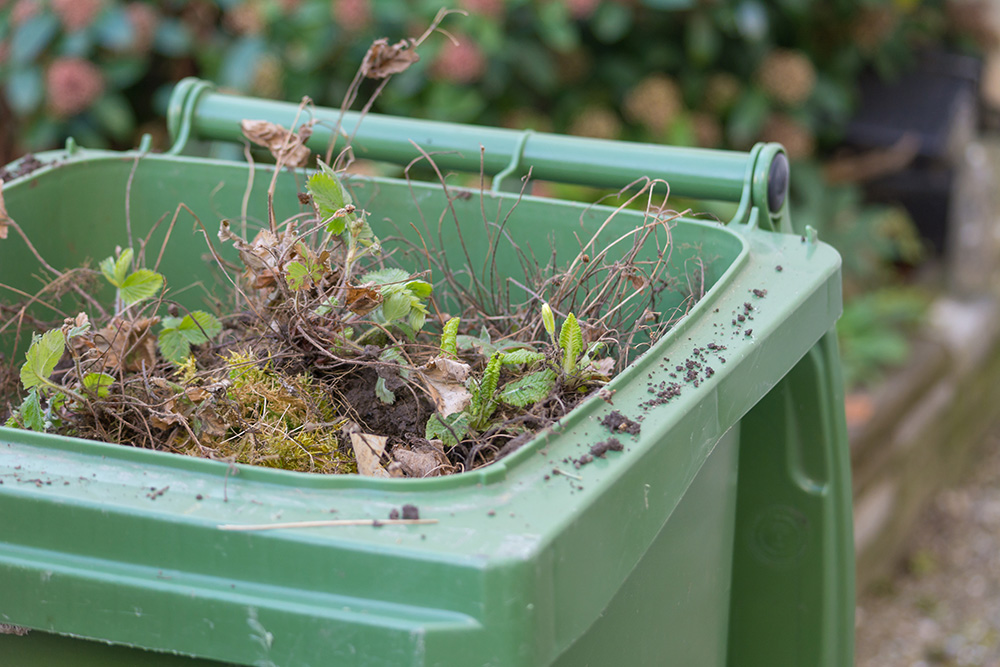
left=350, top=432, right=390, bottom=478
left=344, top=284, right=382, bottom=315
left=185, top=387, right=209, bottom=402
left=79, top=316, right=160, bottom=372
left=360, top=38, right=420, bottom=79
left=419, top=357, right=472, bottom=416
left=590, top=357, right=615, bottom=378
left=240, top=119, right=314, bottom=168
left=218, top=219, right=302, bottom=288
left=392, top=441, right=453, bottom=477
left=0, top=179, right=8, bottom=240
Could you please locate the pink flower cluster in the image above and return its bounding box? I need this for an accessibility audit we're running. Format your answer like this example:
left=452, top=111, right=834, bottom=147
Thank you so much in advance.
left=431, top=39, right=486, bottom=84
left=46, top=58, right=105, bottom=117
left=333, top=0, right=372, bottom=32
left=51, top=0, right=104, bottom=32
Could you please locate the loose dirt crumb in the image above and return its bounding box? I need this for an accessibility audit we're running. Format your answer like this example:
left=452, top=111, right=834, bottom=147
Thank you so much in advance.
left=401, top=504, right=419, bottom=520
left=590, top=438, right=623, bottom=457
left=599, top=410, right=640, bottom=436
left=0, top=154, right=45, bottom=182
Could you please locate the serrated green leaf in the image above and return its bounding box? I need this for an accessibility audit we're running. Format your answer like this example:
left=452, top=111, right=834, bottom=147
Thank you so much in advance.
left=285, top=261, right=311, bottom=290
left=374, top=377, right=396, bottom=405
left=82, top=372, right=115, bottom=398
left=177, top=311, right=222, bottom=345
left=114, top=248, right=134, bottom=286
left=559, top=312, right=583, bottom=373
left=456, top=334, right=498, bottom=358
left=381, top=292, right=412, bottom=323
left=158, top=328, right=190, bottom=364
left=440, top=317, right=460, bottom=359
left=362, top=268, right=410, bottom=286
left=407, top=308, right=426, bottom=333
left=66, top=322, right=91, bottom=339
left=99, top=255, right=118, bottom=287
left=471, top=352, right=503, bottom=426
left=378, top=346, right=410, bottom=379
left=307, top=162, right=355, bottom=233
left=500, top=349, right=545, bottom=365
left=425, top=411, right=471, bottom=447
left=499, top=369, right=557, bottom=407
left=119, top=269, right=163, bottom=306
left=20, top=329, right=65, bottom=391
left=406, top=280, right=433, bottom=299
left=20, top=390, right=46, bottom=432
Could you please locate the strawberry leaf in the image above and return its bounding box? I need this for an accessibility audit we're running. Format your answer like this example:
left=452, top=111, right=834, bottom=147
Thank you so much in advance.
left=82, top=372, right=115, bottom=398
left=177, top=311, right=222, bottom=345
left=119, top=269, right=163, bottom=306
left=20, top=329, right=65, bottom=391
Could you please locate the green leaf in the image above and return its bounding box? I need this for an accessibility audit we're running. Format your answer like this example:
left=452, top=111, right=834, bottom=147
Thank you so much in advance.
left=378, top=346, right=409, bottom=378
left=381, top=292, right=412, bottom=323
left=158, top=328, right=190, bottom=364
left=362, top=268, right=410, bottom=286
left=499, top=369, right=557, bottom=408
left=406, top=280, right=433, bottom=299
left=471, top=352, right=502, bottom=426
left=425, top=412, right=471, bottom=447
left=407, top=308, right=426, bottom=333
left=559, top=313, right=584, bottom=373
left=20, top=329, right=65, bottom=391
left=177, top=311, right=222, bottom=345
left=6, top=67, right=43, bottom=114
left=10, top=14, right=59, bottom=65
left=440, top=317, right=460, bottom=359
left=541, top=303, right=555, bottom=337
left=307, top=160, right=356, bottom=233
left=500, top=349, right=545, bottom=365
left=91, top=93, right=136, bottom=143
left=374, top=377, right=396, bottom=405
left=20, top=390, right=46, bottom=432
left=114, top=248, right=134, bottom=287
left=119, top=269, right=164, bottom=306
left=82, top=372, right=115, bottom=398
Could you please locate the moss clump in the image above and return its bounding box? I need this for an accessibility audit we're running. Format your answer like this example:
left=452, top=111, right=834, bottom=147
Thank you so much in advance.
left=193, top=350, right=355, bottom=474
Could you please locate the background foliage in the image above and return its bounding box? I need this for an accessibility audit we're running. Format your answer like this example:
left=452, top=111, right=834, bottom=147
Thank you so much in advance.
left=0, top=0, right=970, bottom=158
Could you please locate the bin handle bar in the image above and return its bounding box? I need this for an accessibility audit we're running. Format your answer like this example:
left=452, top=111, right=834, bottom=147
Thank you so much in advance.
left=166, top=78, right=788, bottom=222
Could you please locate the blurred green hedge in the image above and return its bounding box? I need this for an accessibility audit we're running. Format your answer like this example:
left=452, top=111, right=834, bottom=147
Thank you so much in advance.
left=0, top=0, right=966, bottom=160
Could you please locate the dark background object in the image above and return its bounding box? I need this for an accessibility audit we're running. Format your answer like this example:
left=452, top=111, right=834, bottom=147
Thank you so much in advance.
left=845, top=51, right=981, bottom=254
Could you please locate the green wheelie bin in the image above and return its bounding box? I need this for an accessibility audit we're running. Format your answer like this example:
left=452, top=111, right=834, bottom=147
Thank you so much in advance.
left=0, top=78, right=854, bottom=666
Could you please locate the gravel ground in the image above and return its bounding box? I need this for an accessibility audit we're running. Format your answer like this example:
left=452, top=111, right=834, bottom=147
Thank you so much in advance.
left=855, top=428, right=1000, bottom=666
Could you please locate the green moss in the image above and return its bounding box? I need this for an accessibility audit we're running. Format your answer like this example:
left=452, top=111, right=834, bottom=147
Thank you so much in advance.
left=193, top=350, right=355, bottom=474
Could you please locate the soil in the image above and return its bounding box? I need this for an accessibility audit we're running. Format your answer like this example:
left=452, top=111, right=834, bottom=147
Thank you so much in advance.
left=600, top=410, right=641, bottom=436
left=340, top=367, right=431, bottom=439
left=590, top=438, right=623, bottom=457
left=0, top=154, right=45, bottom=182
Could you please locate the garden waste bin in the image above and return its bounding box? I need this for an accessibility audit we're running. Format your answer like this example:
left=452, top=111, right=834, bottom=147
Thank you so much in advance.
left=0, top=78, right=854, bottom=666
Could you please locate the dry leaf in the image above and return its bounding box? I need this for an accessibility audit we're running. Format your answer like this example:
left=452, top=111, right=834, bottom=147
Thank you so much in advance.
left=218, top=219, right=302, bottom=288
left=240, top=119, right=313, bottom=168
left=419, top=356, right=472, bottom=416
left=590, top=357, right=615, bottom=378
left=344, top=284, right=382, bottom=315
left=360, top=38, right=420, bottom=79
left=78, top=316, right=160, bottom=372
left=350, top=432, right=390, bottom=477
left=393, top=441, right=453, bottom=477
left=0, top=179, right=8, bottom=240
